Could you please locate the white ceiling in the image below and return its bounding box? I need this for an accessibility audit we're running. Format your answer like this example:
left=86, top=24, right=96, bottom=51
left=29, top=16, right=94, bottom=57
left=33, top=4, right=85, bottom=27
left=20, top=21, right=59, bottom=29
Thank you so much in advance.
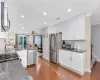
left=6, top=0, right=100, bottom=33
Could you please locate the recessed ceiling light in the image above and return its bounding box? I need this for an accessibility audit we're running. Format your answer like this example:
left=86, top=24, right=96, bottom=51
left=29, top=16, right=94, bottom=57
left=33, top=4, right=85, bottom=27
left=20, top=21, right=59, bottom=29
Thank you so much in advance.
left=21, top=15, right=24, bottom=18
left=22, top=27, right=24, bottom=29
left=43, top=12, right=47, bottom=15
left=44, top=22, right=47, bottom=24
left=68, top=9, right=71, bottom=12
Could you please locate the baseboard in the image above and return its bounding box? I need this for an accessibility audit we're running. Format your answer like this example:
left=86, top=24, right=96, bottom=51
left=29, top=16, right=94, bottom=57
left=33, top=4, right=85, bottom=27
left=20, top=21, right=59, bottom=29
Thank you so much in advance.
left=97, top=59, right=100, bottom=62
left=59, top=63, right=84, bottom=76
left=85, top=68, right=91, bottom=73
left=92, top=54, right=100, bottom=62
left=43, top=56, right=49, bottom=61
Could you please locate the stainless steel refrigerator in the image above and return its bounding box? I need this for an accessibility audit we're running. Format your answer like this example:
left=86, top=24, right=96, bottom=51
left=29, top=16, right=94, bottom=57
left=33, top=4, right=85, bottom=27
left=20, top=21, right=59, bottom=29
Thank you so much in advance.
left=49, top=32, right=62, bottom=64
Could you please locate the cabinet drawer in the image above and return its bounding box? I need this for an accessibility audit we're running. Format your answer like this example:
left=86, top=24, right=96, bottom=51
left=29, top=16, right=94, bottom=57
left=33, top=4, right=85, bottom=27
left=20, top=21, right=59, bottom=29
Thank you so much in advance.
left=72, top=52, right=82, bottom=58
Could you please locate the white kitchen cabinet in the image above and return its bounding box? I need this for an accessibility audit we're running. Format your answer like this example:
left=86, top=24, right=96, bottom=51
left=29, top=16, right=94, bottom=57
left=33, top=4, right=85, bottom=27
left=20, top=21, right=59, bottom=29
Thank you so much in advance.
left=72, top=57, right=81, bottom=72
left=59, top=50, right=85, bottom=75
left=59, top=50, right=66, bottom=65
left=64, top=51, right=72, bottom=68
left=55, top=23, right=62, bottom=33
left=48, top=24, right=62, bottom=34
left=17, top=50, right=27, bottom=67
left=27, top=50, right=37, bottom=65
left=73, top=15, right=85, bottom=40
left=59, top=50, right=72, bottom=68
left=48, top=26, right=56, bottom=34
left=62, top=14, right=86, bottom=40
left=17, top=50, right=37, bottom=68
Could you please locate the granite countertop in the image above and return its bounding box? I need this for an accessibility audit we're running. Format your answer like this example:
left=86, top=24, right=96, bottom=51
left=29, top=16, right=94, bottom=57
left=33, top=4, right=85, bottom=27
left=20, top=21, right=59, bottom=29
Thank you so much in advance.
left=0, top=60, right=30, bottom=80
left=61, top=48, right=86, bottom=53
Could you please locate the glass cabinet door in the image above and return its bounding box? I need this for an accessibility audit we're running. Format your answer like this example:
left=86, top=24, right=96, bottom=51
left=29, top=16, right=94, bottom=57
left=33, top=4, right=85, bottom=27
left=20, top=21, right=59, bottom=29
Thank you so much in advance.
left=18, top=35, right=27, bottom=49
left=24, top=37, right=27, bottom=48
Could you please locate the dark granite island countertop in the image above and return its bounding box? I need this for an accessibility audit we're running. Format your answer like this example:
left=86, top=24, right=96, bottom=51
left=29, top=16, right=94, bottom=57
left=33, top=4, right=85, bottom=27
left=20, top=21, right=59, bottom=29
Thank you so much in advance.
left=0, top=60, right=30, bottom=80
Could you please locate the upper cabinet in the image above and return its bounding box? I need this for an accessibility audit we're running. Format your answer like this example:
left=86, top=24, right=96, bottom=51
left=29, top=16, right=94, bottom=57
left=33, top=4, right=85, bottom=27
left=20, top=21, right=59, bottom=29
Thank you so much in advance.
left=47, top=14, right=86, bottom=40
left=48, top=26, right=56, bottom=34
left=62, top=14, right=86, bottom=40
left=48, top=23, right=62, bottom=34
left=55, top=23, right=62, bottom=33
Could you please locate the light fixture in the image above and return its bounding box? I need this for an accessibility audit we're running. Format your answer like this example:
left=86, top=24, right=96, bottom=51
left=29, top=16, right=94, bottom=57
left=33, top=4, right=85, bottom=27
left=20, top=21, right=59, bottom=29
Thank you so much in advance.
left=68, top=9, right=71, bottom=12
left=21, top=15, right=24, bottom=18
left=44, top=22, right=47, bottom=24
left=22, top=27, right=24, bottom=29
left=43, top=12, right=47, bottom=15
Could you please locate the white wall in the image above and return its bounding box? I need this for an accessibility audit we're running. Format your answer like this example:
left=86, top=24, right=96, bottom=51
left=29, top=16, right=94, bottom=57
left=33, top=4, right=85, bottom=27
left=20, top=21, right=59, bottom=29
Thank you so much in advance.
left=74, top=41, right=86, bottom=50
left=85, top=16, right=91, bottom=72
left=42, top=27, right=50, bottom=60
left=92, top=24, right=100, bottom=62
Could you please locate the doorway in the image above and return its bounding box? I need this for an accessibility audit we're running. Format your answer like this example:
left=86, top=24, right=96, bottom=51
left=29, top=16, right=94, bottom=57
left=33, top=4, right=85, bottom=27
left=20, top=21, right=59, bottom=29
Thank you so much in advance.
left=18, top=35, right=28, bottom=49
left=34, top=35, right=43, bottom=56
left=91, top=25, right=100, bottom=68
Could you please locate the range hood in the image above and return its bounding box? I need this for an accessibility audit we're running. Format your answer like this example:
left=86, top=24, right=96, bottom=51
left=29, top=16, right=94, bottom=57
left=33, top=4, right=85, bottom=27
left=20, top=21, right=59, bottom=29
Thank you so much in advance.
left=1, top=2, right=10, bottom=32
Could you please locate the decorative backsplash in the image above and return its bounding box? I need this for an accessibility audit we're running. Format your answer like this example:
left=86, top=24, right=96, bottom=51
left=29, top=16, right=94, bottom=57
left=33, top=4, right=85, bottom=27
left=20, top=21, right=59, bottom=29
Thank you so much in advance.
left=63, top=40, right=86, bottom=50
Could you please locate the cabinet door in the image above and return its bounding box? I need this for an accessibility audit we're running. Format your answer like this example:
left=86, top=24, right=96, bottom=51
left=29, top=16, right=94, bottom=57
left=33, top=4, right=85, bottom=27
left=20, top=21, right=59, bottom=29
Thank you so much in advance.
left=21, top=57, right=27, bottom=67
left=59, top=50, right=65, bottom=65
left=62, top=23, right=69, bottom=40
left=48, top=26, right=56, bottom=34
left=55, top=24, right=62, bottom=33
left=74, top=15, right=85, bottom=40
left=64, top=51, right=72, bottom=68
left=17, top=50, right=27, bottom=67
left=59, top=50, right=72, bottom=68
left=72, top=58, right=82, bottom=72
left=28, top=50, right=34, bottom=65
left=67, top=22, right=74, bottom=40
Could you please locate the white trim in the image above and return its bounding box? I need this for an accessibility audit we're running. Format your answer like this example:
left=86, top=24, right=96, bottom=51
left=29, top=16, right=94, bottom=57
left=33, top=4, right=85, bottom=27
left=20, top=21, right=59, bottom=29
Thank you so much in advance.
left=93, top=54, right=100, bottom=62
left=96, top=56, right=100, bottom=62
left=97, top=59, right=100, bottom=62
left=43, top=56, right=49, bottom=61
left=85, top=68, right=91, bottom=73
left=60, top=63, right=85, bottom=75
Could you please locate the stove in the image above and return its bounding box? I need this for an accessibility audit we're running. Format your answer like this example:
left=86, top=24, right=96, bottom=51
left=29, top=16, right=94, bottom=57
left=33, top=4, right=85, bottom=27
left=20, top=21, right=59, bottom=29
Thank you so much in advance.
left=0, top=53, right=19, bottom=63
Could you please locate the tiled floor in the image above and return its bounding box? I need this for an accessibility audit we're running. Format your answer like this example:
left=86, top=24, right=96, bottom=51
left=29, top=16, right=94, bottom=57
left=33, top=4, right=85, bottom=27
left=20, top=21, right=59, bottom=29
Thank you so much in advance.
left=26, top=57, right=100, bottom=80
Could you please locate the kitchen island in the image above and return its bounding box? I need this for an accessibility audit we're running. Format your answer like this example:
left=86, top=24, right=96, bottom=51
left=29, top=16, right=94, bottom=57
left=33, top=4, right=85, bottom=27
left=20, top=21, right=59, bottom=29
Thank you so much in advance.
left=16, top=48, right=38, bottom=68
left=6, top=48, right=38, bottom=68
left=0, top=60, right=30, bottom=80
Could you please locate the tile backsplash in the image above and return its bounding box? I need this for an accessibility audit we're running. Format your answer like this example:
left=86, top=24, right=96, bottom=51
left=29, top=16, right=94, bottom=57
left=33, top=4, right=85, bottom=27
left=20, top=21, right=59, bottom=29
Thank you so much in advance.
left=64, top=40, right=86, bottom=50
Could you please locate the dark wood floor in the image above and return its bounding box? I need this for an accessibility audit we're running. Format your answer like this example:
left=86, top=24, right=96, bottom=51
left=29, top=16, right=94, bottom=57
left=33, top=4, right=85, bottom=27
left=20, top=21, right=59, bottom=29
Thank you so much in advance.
left=26, top=58, right=100, bottom=80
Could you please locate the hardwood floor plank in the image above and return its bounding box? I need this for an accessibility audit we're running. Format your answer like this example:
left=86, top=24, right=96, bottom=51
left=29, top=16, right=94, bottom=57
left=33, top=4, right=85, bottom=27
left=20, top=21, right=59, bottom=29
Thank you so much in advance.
left=26, top=58, right=100, bottom=80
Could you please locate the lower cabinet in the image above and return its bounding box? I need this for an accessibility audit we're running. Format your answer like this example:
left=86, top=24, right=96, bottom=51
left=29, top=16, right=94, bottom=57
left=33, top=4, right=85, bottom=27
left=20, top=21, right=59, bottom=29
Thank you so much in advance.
left=59, top=50, right=85, bottom=75
left=17, top=50, right=37, bottom=68
left=17, top=50, right=27, bottom=68
left=27, top=50, right=37, bottom=65
left=59, top=50, right=72, bottom=68
left=72, top=57, right=82, bottom=72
